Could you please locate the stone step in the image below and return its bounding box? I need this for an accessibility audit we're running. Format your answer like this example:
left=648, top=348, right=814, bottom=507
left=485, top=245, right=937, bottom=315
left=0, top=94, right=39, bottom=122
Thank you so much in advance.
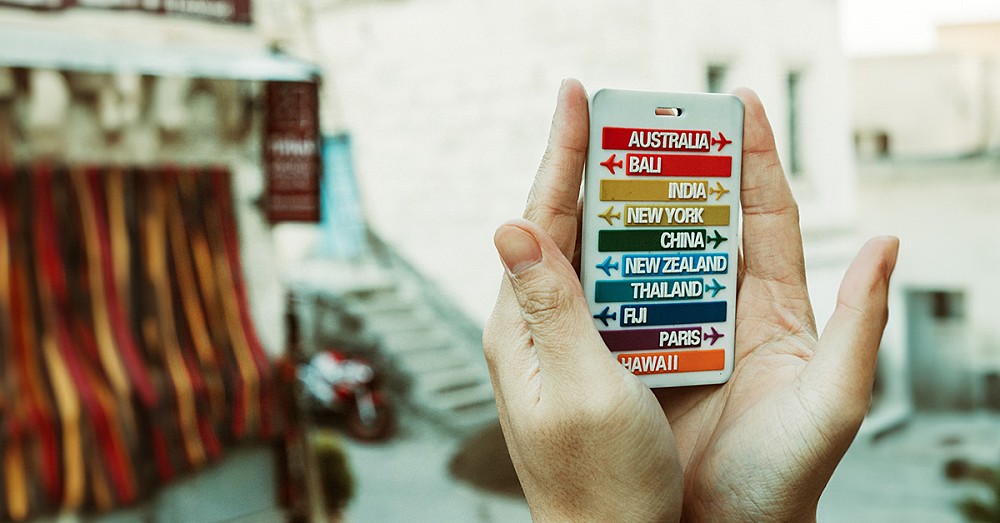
left=362, top=309, right=434, bottom=333
left=414, top=367, right=489, bottom=395
left=379, top=328, right=453, bottom=355
left=362, top=313, right=439, bottom=335
left=342, top=294, right=416, bottom=317
left=423, top=382, right=496, bottom=413
left=287, top=259, right=396, bottom=297
left=393, top=347, right=472, bottom=374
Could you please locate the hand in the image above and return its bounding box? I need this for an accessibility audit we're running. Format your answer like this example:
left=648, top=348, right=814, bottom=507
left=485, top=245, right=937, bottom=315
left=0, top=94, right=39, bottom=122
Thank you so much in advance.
left=658, top=89, right=898, bottom=522
left=483, top=79, right=683, bottom=522
left=483, top=79, right=899, bottom=522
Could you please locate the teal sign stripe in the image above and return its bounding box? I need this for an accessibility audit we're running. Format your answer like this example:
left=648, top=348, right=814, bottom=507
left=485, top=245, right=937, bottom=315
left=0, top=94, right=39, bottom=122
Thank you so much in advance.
left=595, top=278, right=703, bottom=303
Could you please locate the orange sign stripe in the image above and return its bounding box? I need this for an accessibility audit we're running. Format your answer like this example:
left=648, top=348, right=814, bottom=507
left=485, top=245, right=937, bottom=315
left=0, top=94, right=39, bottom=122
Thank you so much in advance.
left=617, top=349, right=725, bottom=376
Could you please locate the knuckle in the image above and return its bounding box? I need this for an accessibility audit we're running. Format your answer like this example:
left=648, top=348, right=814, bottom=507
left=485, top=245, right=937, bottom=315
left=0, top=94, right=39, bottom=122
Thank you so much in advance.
left=519, top=285, right=569, bottom=328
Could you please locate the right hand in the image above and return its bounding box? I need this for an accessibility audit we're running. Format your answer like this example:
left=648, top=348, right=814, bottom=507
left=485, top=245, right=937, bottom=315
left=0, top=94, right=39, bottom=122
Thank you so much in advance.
left=483, top=79, right=683, bottom=522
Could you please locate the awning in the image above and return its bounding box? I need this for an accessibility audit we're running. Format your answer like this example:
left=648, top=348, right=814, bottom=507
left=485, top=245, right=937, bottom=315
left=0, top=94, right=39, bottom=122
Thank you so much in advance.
left=0, top=24, right=320, bottom=81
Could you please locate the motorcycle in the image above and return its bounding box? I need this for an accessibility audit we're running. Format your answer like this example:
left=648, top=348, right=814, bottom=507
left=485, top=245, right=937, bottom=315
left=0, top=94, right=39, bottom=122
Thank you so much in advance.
left=298, top=349, right=394, bottom=441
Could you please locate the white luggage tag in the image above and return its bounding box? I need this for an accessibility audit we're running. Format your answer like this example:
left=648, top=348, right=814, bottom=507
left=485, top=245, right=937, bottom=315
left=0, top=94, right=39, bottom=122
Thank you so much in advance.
left=582, top=89, right=743, bottom=388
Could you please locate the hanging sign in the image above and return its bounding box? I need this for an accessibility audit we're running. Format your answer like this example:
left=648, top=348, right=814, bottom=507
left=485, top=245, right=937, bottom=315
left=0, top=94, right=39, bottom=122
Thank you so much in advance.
left=264, top=81, right=322, bottom=223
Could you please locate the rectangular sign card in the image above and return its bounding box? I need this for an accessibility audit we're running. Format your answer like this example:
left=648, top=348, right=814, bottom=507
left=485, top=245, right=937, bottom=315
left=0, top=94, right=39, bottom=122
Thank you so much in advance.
left=582, top=89, right=743, bottom=388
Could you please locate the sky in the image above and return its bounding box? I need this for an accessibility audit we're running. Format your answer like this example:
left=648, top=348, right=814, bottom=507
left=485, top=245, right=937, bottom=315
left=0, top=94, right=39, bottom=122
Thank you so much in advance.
left=839, top=0, right=1000, bottom=55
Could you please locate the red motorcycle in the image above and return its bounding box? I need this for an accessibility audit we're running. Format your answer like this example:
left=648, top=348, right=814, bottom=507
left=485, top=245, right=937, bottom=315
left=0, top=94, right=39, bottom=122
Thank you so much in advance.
left=298, top=349, right=394, bottom=441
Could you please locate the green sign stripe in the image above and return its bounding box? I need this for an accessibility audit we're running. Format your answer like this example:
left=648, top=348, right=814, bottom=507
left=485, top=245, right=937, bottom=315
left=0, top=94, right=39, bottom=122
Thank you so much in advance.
left=598, top=229, right=707, bottom=252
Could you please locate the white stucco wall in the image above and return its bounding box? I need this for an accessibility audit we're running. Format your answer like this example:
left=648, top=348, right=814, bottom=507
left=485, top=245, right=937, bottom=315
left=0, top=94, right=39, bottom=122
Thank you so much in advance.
left=309, top=0, right=859, bottom=325
left=853, top=53, right=998, bottom=157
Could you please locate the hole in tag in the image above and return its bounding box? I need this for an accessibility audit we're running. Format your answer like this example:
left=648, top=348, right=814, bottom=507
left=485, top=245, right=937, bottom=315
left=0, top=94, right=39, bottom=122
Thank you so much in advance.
left=655, top=107, right=683, bottom=117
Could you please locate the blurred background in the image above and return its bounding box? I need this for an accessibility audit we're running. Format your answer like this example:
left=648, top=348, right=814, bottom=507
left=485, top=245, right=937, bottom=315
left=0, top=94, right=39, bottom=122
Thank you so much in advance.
left=0, top=0, right=999, bottom=521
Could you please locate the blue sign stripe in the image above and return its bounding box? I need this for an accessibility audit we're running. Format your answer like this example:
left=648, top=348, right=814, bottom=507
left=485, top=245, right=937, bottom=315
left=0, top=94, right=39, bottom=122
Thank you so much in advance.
left=620, top=301, right=727, bottom=327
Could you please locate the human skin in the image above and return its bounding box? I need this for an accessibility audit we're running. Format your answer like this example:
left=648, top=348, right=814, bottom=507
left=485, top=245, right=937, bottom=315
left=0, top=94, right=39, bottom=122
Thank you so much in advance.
left=483, top=79, right=898, bottom=522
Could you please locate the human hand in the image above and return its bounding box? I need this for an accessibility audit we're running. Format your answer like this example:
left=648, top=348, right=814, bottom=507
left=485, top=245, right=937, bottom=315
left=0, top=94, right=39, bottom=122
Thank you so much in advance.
left=483, top=79, right=898, bottom=523
left=483, top=79, right=683, bottom=522
left=657, top=88, right=898, bottom=522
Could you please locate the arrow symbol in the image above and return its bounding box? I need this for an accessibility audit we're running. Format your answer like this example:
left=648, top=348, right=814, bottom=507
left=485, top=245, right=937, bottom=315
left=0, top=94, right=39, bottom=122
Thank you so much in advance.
left=593, top=306, right=617, bottom=327
left=708, top=181, right=730, bottom=201
left=600, top=153, right=623, bottom=174
left=703, top=326, right=724, bottom=346
left=711, top=132, right=732, bottom=152
left=704, top=278, right=726, bottom=298
left=707, top=230, right=728, bottom=249
left=595, top=256, right=619, bottom=276
left=598, top=206, right=621, bottom=226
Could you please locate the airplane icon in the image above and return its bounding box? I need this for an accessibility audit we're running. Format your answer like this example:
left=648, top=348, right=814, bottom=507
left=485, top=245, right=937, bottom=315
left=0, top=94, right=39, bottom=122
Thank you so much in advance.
left=593, top=306, right=617, bottom=327
left=703, top=326, right=724, bottom=346
left=598, top=206, right=621, bottom=226
left=711, top=132, right=732, bottom=152
left=704, top=278, right=726, bottom=298
left=708, top=181, right=730, bottom=200
left=600, top=154, right=623, bottom=174
left=707, top=230, right=728, bottom=249
left=595, top=256, right=619, bottom=276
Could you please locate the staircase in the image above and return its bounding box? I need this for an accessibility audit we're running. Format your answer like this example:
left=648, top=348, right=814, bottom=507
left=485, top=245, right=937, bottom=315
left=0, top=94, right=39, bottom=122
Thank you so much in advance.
left=339, top=285, right=497, bottom=434
left=289, top=233, right=497, bottom=436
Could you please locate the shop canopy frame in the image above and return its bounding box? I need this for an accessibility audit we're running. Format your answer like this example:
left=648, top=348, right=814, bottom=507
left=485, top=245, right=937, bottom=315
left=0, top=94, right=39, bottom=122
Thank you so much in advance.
left=0, top=25, right=319, bottom=81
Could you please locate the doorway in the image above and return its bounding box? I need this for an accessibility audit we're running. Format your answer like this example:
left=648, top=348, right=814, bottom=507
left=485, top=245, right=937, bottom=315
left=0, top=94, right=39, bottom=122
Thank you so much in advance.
left=906, top=289, right=972, bottom=410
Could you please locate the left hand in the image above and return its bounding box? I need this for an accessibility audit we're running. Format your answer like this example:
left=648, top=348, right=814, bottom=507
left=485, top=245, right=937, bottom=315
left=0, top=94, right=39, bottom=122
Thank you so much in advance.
left=657, top=88, right=898, bottom=522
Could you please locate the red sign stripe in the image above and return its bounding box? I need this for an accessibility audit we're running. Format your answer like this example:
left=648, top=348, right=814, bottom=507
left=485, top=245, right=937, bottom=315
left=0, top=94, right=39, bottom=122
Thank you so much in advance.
left=625, top=153, right=731, bottom=178
left=603, top=127, right=712, bottom=152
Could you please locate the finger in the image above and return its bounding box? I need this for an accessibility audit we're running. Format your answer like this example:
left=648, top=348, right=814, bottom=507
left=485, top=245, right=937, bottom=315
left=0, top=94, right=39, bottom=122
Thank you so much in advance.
left=524, top=79, right=589, bottom=259
left=732, top=88, right=811, bottom=300
left=804, top=236, right=899, bottom=418
left=571, top=197, right=584, bottom=274
left=493, top=219, right=608, bottom=386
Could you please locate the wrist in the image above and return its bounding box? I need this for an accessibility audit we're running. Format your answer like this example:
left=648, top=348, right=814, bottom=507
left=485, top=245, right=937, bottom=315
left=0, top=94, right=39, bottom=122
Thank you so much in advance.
left=528, top=488, right=681, bottom=523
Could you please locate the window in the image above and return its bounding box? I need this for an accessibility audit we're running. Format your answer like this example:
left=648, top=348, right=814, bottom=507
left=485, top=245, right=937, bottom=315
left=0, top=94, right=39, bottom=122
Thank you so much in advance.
left=706, top=64, right=727, bottom=94
left=876, top=131, right=891, bottom=157
left=930, top=291, right=964, bottom=321
left=854, top=130, right=893, bottom=159
left=786, top=70, right=803, bottom=176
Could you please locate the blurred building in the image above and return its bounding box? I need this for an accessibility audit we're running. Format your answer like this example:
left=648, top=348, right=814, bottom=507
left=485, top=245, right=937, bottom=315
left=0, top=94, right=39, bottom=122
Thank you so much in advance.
left=306, top=0, right=861, bottom=331
left=852, top=21, right=1000, bottom=413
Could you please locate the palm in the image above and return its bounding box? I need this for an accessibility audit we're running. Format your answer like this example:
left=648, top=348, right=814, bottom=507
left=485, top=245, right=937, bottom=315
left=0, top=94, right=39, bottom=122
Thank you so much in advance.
left=585, top=89, right=891, bottom=520
left=656, top=269, right=838, bottom=521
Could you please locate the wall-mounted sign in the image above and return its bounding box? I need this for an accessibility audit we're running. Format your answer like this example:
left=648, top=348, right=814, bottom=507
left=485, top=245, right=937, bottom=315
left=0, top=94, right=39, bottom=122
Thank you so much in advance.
left=264, top=81, right=321, bottom=223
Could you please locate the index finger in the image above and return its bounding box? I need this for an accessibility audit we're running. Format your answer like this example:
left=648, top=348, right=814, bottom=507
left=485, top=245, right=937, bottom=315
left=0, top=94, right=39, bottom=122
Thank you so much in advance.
left=523, top=79, right=589, bottom=260
left=733, top=88, right=814, bottom=322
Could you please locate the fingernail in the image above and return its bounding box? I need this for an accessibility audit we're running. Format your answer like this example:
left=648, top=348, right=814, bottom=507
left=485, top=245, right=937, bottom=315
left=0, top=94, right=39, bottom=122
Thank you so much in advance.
left=495, top=224, right=542, bottom=276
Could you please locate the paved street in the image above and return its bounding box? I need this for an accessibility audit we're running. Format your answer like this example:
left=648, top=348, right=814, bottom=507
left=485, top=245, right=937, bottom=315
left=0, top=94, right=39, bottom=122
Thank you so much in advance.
left=340, top=411, right=530, bottom=523
left=340, top=411, right=1000, bottom=522
left=820, top=413, right=1000, bottom=522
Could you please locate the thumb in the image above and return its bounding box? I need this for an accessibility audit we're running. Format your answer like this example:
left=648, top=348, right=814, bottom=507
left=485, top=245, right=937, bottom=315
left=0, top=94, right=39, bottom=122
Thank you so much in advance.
left=805, top=236, right=900, bottom=418
left=494, top=219, right=608, bottom=379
